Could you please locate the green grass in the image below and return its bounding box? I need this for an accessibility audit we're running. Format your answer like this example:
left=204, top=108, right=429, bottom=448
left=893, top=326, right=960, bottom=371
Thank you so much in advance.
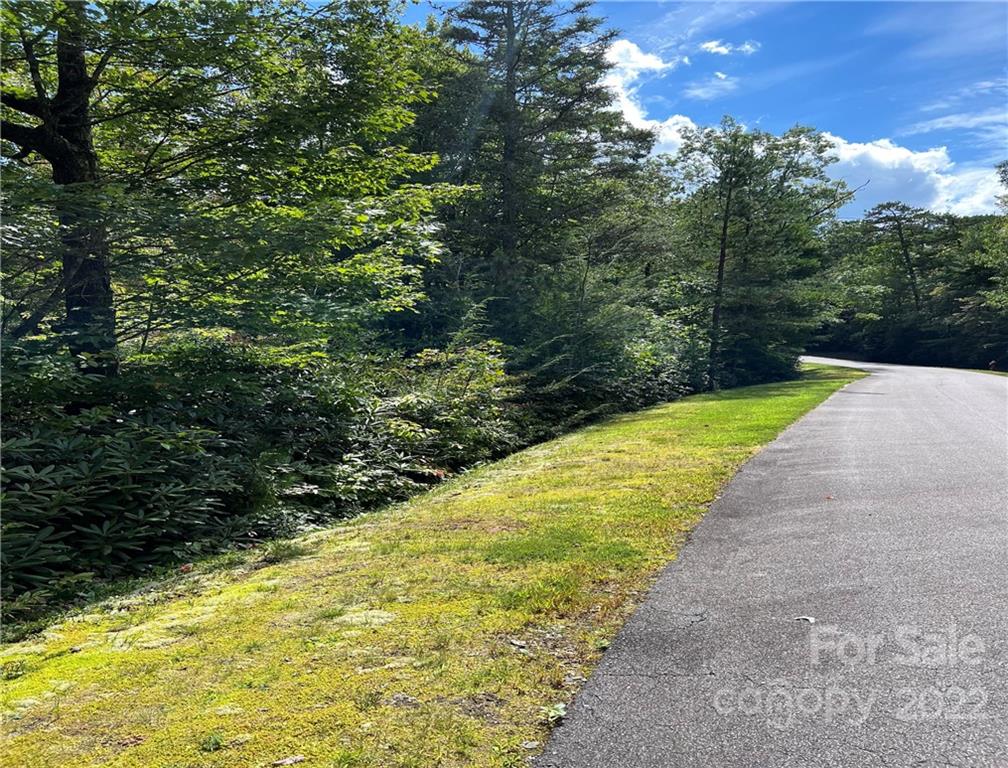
left=0, top=364, right=862, bottom=768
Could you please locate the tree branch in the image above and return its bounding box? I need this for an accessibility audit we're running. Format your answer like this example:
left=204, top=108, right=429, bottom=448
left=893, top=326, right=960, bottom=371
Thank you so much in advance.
left=0, top=119, right=44, bottom=152
left=0, top=89, right=48, bottom=117
left=89, top=47, right=118, bottom=85
left=808, top=180, right=868, bottom=221
left=19, top=30, right=50, bottom=103
left=5, top=283, right=64, bottom=340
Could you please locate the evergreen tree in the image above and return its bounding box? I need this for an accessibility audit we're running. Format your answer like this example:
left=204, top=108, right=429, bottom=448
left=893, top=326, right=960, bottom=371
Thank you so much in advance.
left=407, top=0, right=653, bottom=346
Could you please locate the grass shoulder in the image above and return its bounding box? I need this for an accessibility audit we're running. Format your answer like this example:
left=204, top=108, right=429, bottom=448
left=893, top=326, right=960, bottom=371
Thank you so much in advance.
left=1, top=364, right=863, bottom=768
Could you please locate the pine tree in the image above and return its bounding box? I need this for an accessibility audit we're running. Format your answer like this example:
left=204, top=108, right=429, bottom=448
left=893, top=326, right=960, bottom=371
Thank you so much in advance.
left=411, top=1, right=653, bottom=345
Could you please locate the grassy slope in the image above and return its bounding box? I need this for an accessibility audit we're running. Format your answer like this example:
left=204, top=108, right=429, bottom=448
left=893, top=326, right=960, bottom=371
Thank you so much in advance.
left=1, top=365, right=863, bottom=768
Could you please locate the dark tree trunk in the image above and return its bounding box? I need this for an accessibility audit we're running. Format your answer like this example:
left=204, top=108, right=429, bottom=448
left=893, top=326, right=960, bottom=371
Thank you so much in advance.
left=496, top=0, right=520, bottom=295
left=53, top=8, right=117, bottom=373
left=708, top=181, right=734, bottom=389
left=57, top=201, right=117, bottom=373
left=2, top=5, right=118, bottom=373
left=894, top=219, right=922, bottom=313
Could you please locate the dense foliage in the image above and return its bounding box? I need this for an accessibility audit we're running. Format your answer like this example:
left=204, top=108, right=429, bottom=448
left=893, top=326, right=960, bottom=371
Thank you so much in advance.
left=2, top=335, right=515, bottom=618
left=813, top=189, right=1008, bottom=367
left=2, top=1, right=1005, bottom=621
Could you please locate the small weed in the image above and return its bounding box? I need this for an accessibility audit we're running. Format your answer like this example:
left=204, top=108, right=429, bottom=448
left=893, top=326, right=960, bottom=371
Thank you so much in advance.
left=314, top=605, right=347, bottom=621
left=353, top=689, right=382, bottom=710
left=540, top=702, right=567, bottom=724
left=2, top=660, right=27, bottom=680
left=198, top=732, right=225, bottom=753
left=257, top=539, right=312, bottom=565
left=172, top=623, right=201, bottom=638
left=240, top=677, right=271, bottom=691
left=330, top=749, right=366, bottom=767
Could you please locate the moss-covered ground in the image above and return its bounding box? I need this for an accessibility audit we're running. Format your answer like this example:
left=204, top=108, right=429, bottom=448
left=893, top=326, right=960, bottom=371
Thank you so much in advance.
left=1, top=364, right=862, bottom=768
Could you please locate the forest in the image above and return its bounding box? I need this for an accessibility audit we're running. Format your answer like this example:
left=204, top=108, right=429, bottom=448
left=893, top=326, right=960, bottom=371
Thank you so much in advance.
left=2, top=0, right=1006, bottom=625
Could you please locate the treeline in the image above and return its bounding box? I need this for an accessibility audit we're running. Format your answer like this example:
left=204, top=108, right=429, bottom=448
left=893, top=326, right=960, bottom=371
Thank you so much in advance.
left=2, top=1, right=1005, bottom=622
left=813, top=188, right=1008, bottom=368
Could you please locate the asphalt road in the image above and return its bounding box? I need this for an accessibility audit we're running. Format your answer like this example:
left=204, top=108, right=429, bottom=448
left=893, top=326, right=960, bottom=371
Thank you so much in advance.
left=537, top=358, right=1008, bottom=768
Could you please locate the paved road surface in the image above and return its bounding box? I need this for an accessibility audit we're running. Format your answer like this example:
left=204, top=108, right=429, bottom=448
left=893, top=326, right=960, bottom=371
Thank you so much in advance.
left=538, top=358, right=1008, bottom=767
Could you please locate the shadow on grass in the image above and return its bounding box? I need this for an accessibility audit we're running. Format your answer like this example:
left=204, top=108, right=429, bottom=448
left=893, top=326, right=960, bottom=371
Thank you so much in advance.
left=2, top=537, right=322, bottom=644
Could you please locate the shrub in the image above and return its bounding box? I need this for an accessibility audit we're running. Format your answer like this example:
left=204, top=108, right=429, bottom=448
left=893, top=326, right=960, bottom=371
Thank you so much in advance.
left=1, top=416, right=260, bottom=613
left=1, top=337, right=518, bottom=622
left=388, top=342, right=518, bottom=467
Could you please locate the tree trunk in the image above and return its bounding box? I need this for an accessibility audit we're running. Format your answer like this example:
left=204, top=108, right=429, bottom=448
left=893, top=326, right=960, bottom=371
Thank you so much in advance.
left=708, top=182, right=734, bottom=389
left=496, top=1, right=520, bottom=295
left=57, top=199, right=117, bottom=374
left=2, top=5, right=118, bottom=373
left=54, top=8, right=117, bottom=373
left=894, top=219, right=922, bottom=313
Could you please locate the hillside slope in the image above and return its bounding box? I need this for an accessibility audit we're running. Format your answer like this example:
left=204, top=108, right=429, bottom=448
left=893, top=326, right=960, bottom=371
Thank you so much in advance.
left=1, top=365, right=862, bottom=768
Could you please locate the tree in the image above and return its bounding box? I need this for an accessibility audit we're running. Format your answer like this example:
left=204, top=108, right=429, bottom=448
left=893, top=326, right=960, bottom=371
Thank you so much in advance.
left=669, top=118, right=849, bottom=387
left=997, top=161, right=1008, bottom=213
left=862, top=202, right=939, bottom=313
left=2, top=0, right=443, bottom=370
left=405, top=0, right=653, bottom=346
left=511, top=161, right=688, bottom=410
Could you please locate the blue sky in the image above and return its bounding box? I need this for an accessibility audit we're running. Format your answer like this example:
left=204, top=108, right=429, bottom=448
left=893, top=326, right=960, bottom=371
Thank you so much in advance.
left=404, top=1, right=1008, bottom=216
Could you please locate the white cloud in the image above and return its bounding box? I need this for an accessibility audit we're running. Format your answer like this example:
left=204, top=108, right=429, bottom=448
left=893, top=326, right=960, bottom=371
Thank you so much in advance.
left=827, top=134, right=952, bottom=174
left=824, top=133, right=1001, bottom=216
left=934, top=168, right=1004, bottom=216
left=647, top=114, right=700, bottom=156
left=868, top=3, right=1007, bottom=60
left=700, top=39, right=731, bottom=55
left=648, top=3, right=776, bottom=53
left=920, top=79, right=1007, bottom=113
left=902, top=108, right=1008, bottom=163
left=906, top=108, right=1008, bottom=136
left=603, top=38, right=1002, bottom=216
left=699, top=39, right=759, bottom=56
left=604, top=39, right=696, bottom=155
left=684, top=74, right=739, bottom=101
left=606, top=38, right=674, bottom=86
